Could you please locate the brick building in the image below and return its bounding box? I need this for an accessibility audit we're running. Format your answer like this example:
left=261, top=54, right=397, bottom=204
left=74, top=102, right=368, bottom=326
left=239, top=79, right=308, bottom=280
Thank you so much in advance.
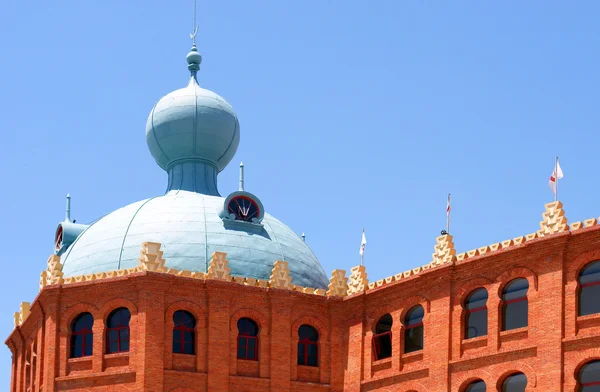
left=6, top=38, right=600, bottom=392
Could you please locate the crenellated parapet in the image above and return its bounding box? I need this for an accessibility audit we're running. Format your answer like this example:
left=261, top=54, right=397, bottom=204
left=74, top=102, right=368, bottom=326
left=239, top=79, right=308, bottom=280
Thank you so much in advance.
left=347, top=265, right=368, bottom=295
left=28, top=201, right=600, bottom=303
left=206, top=251, right=230, bottom=281
left=270, top=260, right=293, bottom=289
left=138, top=242, right=167, bottom=272
left=327, top=269, right=349, bottom=297
left=13, top=302, right=31, bottom=327
left=539, top=201, right=569, bottom=236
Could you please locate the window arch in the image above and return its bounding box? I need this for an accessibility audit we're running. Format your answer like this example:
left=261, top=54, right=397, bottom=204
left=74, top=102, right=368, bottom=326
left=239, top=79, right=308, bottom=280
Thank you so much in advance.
left=579, top=260, right=600, bottom=316
left=579, top=360, right=600, bottom=391
left=237, top=318, right=258, bottom=360
left=404, top=305, right=424, bottom=353
left=502, top=278, right=529, bottom=331
left=501, top=372, right=527, bottom=392
left=465, top=288, right=488, bottom=339
left=70, top=312, right=93, bottom=358
left=465, top=379, right=486, bottom=392
left=106, top=308, right=131, bottom=354
left=173, top=310, right=195, bottom=354
left=372, top=314, right=392, bottom=360
left=297, top=324, right=318, bottom=367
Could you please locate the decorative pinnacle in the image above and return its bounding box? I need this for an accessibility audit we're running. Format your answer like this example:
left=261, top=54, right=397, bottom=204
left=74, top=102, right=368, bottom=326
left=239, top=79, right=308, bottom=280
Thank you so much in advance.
left=65, top=193, right=71, bottom=222
left=302, top=233, right=306, bottom=242
left=239, top=162, right=245, bottom=191
left=186, top=0, right=201, bottom=78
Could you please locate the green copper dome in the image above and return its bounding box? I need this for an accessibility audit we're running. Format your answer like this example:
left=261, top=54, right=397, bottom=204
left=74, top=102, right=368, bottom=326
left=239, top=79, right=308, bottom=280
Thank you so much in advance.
left=58, top=45, right=330, bottom=289
left=146, top=45, right=240, bottom=174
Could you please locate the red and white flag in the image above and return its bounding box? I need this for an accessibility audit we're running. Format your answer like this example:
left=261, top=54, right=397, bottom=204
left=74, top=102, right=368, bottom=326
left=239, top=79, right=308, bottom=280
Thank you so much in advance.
left=446, top=194, right=451, bottom=217
left=359, top=229, right=367, bottom=256
left=548, top=159, right=564, bottom=197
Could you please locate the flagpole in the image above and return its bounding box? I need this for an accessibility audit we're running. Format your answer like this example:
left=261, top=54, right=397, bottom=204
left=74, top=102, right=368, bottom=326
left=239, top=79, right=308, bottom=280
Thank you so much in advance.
left=555, top=156, right=558, bottom=202
left=446, top=193, right=451, bottom=234
left=361, top=228, right=364, bottom=266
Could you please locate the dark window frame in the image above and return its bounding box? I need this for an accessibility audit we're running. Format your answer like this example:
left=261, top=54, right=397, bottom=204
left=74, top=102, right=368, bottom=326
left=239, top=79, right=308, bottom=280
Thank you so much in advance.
left=237, top=318, right=259, bottom=361
left=106, top=308, right=131, bottom=354
left=297, top=324, right=319, bottom=367
left=172, top=310, right=196, bottom=355
left=404, top=305, right=424, bottom=354
left=464, top=288, right=488, bottom=339
left=70, top=312, right=94, bottom=358
left=501, top=278, right=529, bottom=331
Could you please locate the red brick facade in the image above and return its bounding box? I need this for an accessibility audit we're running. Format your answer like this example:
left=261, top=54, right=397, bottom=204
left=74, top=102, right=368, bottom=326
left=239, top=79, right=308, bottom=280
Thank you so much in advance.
left=7, top=223, right=600, bottom=391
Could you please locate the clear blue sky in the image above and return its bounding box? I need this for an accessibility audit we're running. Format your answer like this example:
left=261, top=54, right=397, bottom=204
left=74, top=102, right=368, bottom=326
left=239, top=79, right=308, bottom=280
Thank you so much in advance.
left=1, top=0, right=599, bottom=387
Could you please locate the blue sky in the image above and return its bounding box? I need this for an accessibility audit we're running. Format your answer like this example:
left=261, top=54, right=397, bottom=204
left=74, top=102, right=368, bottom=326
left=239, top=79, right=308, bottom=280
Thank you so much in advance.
left=1, top=0, right=599, bottom=386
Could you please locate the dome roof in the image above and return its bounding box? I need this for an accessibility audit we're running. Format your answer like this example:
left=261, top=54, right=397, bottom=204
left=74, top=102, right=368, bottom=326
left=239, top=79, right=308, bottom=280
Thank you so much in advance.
left=61, top=191, right=329, bottom=289
left=146, top=46, right=240, bottom=173
left=56, top=44, right=330, bottom=290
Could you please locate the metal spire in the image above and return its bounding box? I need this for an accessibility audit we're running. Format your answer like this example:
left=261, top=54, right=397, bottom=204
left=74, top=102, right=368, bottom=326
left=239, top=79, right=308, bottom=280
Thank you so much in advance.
left=239, top=162, right=245, bottom=191
left=190, top=0, right=198, bottom=46
left=65, top=193, right=71, bottom=222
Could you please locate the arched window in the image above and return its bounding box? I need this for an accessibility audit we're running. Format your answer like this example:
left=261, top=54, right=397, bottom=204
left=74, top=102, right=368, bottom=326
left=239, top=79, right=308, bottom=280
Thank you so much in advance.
left=501, top=372, right=527, bottom=392
left=579, top=261, right=600, bottom=316
left=173, top=310, right=196, bottom=355
left=502, top=278, right=529, bottom=331
left=297, top=324, right=318, bottom=367
left=404, top=305, right=424, bottom=353
left=579, top=360, right=600, bottom=391
left=465, top=379, right=486, bottom=392
left=237, top=318, right=258, bottom=360
left=465, top=288, right=488, bottom=339
left=70, top=312, right=93, bottom=358
left=106, top=308, right=131, bottom=354
left=372, top=314, right=392, bottom=360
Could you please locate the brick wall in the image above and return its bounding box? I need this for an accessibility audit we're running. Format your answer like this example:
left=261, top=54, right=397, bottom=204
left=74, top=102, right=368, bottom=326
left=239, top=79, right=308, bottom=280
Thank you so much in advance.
left=6, top=226, right=600, bottom=391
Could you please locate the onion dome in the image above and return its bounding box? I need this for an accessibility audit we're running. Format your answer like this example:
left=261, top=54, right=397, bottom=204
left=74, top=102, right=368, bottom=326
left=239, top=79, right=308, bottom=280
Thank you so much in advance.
left=146, top=45, right=240, bottom=195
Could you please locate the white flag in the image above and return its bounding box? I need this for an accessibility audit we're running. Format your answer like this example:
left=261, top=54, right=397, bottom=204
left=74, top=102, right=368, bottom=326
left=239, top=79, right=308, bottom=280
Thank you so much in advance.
left=548, top=159, right=564, bottom=197
left=359, top=229, right=367, bottom=256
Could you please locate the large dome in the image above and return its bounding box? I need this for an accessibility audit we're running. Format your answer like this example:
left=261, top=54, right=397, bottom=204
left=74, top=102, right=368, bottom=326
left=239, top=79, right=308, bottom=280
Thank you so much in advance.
left=60, top=191, right=329, bottom=289
left=55, top=44, right=329, bottom=289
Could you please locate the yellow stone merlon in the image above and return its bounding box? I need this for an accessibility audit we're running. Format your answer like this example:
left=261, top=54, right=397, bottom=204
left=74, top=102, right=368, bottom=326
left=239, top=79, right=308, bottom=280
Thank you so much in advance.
left=13, top=312, right=20, bottom=328
left=571, top=222, right=584, bottom=231
left=18, top=302, right=31, bottom=326
left=269, top=260, right=293, bottom=289
left=44, top=254, right=64, bottom=287
left=585, top=218, right=597, bottom=228
left=539, top=201, right=569, bottom=236
left=206, top=251, right=231, bottom=281
left=431, top=234, right=456, bottom=266
left=347, top=265, right=368, bottom=295
left=138, top=242, right=166, bottom=272
left=326, top=269, right=349, bottom=297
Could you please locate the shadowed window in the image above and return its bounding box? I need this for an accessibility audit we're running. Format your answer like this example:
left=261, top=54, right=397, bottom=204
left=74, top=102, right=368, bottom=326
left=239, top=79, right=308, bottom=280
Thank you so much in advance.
left=465, top=288, right=488, bottom=339
left=404, top=305, right=424, bottom=353
left=372, top=314, right=392, bottom=360
left=465, top=379, right=486, bottom=392
left=579, top=360, right=600, bottom=391
left=297, top=324, right=318, bottom=367
left=502, top=278, right=529, bottom=331
left=579, top=261, right=600, bottom=316
left=237, top=318, right=258, bottom=360
left=173, top=310, right=196, bottom=355
left=106, top=308, right=130, bottom=354
left=70, top=312, right=94, bottom=358
left=502, top=372, right=527, bottom=392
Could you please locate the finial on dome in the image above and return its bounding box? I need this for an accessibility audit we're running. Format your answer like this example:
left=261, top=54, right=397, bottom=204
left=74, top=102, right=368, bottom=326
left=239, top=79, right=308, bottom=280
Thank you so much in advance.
left=239, top=162, right=245, bottom=191
left=187, top=0, right=202, bottom=78
left=65, top=193, right=71, bottom=222
left=302, top=233, right=306, bottom=242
